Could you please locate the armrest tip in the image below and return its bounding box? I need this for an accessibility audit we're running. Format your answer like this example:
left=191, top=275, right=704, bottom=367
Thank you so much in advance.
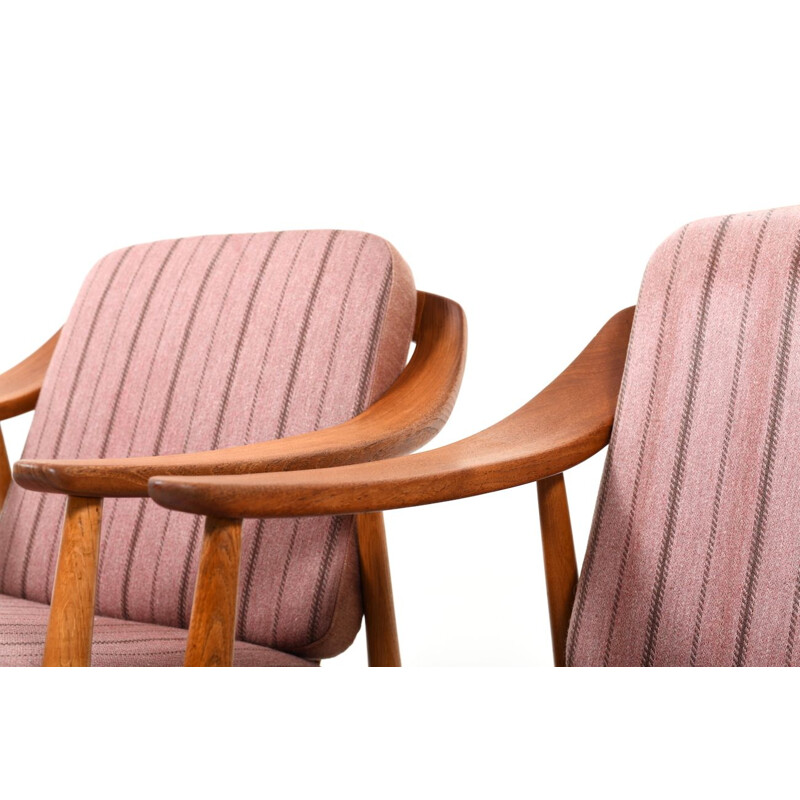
left=13, top=459, right=59, bottom=493
left=148, top=476, right=218, bottom=517
left=12, top=457, right=152, bottom=498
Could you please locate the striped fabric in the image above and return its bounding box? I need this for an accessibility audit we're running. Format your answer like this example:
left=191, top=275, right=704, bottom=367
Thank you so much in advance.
left=0, top=230, right=416, bottom=663
left=567, top=206, right=800, bottom=666
left=0, top=595, right=316, bottom=667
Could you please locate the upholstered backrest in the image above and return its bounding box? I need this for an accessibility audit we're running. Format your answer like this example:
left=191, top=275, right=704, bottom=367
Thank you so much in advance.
left=568, top=206, right=800, bottom=666
left=0, top=231, right=416, bottom=659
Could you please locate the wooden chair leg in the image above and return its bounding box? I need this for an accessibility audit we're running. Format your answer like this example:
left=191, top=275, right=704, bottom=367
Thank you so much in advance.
left=0, top=425, right=11, bottom=509
left=43, top=495, right=103, bottom=667
left=356, top=512, right=401, bottom=666
left=536, top=473, right=578, bottom=667
left=185, top=516, right=242, bottom=667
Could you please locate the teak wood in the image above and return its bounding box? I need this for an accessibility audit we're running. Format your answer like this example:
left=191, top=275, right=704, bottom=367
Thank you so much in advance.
left=7, top=291, right=466, bottom=667
left=42, top=496, right=102, bottom=667
left=0, top=331, right=60, bottom=510
left=0, top=331, right=60, bottom=422
left=184, top=516, right=243, bottom=667
left=149, top=307, right=633, bottom=519
left=356, top=512, right=401, bottom=667
left=149, top=307, right=634, bottom=666
left=536, top=473, right=578, bottom=667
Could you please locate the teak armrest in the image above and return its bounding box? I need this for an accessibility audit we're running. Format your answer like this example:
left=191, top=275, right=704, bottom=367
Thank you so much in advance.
left=14, top=293, right=466, bottom=498
left=0, top=331, right=61, bottom=507
left=0, top=332, right=61, bottom=421
left=148, top=307, right=634, bottom=519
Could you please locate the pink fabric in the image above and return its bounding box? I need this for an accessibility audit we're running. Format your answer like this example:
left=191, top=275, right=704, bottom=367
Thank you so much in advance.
left=568, top=206, right=800, bottom=666
left=0, top=594, right=315, bottom=666
left=0, top=231, right=416, bottom=662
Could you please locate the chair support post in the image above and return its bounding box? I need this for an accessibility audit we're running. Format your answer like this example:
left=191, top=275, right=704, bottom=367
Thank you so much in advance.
left=356, top=512, right=401, bottom=666
left=43, top=495, right=103, bottom=667
left=185, top=516, right=242, bottom=667
left=536, top=473, right=578, bottom=667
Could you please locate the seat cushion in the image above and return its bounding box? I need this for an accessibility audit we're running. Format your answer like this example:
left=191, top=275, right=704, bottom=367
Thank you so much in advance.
left=568, top=206, right=800, bottom=666
left=0, top=594, right=316, bottom=667
left=0, top=231, right=416, bottom=661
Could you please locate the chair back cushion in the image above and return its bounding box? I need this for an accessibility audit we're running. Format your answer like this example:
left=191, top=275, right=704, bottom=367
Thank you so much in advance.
left=568, top=206, right=800, bottom=666
left=0, top=230, right=416, bottom=658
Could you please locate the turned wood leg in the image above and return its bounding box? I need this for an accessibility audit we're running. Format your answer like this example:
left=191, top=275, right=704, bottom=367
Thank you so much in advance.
left=43, top=495, right=103, bottom=667
left=356, top=512, right=401, bottom=667
left=185, top=516, right=242, bottom=667
left=537, top=473, right=578, bottom=667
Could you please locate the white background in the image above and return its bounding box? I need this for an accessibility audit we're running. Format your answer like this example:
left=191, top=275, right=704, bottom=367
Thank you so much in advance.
left=2, top=0, right=799, bottom=795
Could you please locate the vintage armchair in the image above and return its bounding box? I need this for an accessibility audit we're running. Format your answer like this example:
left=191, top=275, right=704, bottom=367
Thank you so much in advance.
left=150, top=206, right=800, bottom=666
left=3, top=230, right=467, bottom=666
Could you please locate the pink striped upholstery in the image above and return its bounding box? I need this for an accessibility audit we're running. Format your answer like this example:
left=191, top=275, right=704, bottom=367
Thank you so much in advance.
left=0, top=595, right=316, bottom=666
left=568, top=206, right=800, bottom=666
left=0, top=231, right=416, bottom=664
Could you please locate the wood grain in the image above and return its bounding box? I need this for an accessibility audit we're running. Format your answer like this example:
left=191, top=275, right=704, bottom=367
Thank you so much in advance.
left=536, top=473, right=578, bottom=666
left=14, top=292, right=467, bottom=497
left=42, top=495, right=102, bottom=667
left=184, top=516, right=243, bottom=667
left=148, top=307, right=633, bottom=519
left=356, top=512, right=401, bottom=666
left=0, top=331, right=60, bottom=421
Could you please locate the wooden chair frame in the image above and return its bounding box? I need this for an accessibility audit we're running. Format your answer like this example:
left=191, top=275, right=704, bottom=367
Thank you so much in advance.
left=147, top=306, right=635, bottom=666
left=4, top=291, right=467, bottom=667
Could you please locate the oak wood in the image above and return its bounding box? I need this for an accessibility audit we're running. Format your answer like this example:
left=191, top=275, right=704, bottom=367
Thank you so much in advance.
left=356, top=513, right=401, bottom=666
left=184, top=516, right=242, bottom=667
left=14, top=292, right=466, bottom=497
left=0, top=426, right=10, bottom=509
left=42, top=495, right=102, bottom=667
left=536, top=474, right=578, bottom=667
left=148, top=307, right=633, bottom=519
left=0, top=331, right=60, bottom=421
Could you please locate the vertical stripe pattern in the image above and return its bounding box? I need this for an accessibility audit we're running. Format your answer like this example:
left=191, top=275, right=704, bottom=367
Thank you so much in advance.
left=639, top=215, right=731, bottom=666
left=690, top=211, right=773, bottom=665
left=601, top=226, right=687, bottom=666
left=0, top=230, right=416, bottom=660
left=567, top=207, right=800, bottom=666
left=732, top=226, right=800, bottom=666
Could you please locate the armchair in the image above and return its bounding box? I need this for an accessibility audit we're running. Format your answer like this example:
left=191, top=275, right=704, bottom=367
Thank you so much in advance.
left=2, top=231, right=466, bottom=666
left=151, top=206, right=800, bottom=666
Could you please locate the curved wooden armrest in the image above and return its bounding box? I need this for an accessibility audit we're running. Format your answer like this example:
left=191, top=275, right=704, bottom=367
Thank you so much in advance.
left=0, top=332, right=60, bottom=421
left=14, top=292, right=467, bottom=498
left=148, top=307, right=634, bottom=519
